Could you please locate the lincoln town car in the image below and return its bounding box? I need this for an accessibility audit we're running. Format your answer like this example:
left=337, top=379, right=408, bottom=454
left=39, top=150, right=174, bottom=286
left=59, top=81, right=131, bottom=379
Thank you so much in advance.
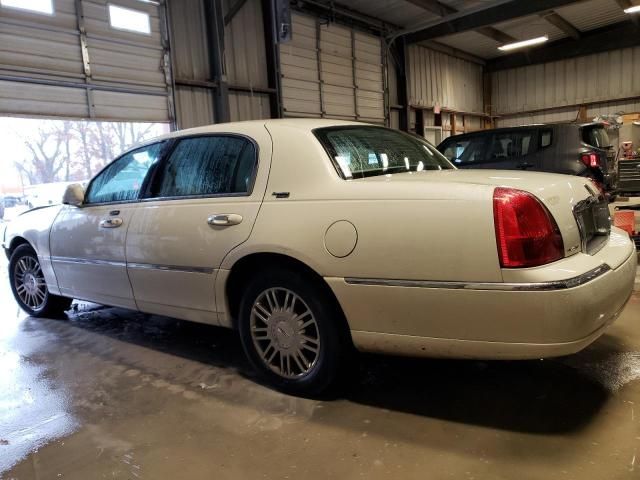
left=3, top=119, right=636, bottom=395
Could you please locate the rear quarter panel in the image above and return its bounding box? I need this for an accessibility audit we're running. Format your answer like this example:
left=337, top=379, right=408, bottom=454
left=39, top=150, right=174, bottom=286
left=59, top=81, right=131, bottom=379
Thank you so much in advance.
left=220, top=124, right=502, bottom=284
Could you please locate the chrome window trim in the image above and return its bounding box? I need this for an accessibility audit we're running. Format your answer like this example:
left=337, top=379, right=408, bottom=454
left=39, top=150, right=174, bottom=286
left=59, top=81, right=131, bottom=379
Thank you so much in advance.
left=50, top=256, right=214, bottom=274
left=344, top=264, right=612, bottom=291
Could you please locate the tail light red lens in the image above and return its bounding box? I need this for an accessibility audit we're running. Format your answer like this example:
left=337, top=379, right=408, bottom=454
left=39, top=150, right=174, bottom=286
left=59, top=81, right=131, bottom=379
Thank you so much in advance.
left=581, top=152, right=599, bottom=168
left=493, top=187, right=564, bottom=268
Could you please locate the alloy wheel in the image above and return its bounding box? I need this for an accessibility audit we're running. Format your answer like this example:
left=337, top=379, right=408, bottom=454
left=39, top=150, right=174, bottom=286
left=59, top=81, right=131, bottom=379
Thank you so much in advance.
left=13, top=255, right=48, bottom=311
left=250, top=287, right=321, bottom=379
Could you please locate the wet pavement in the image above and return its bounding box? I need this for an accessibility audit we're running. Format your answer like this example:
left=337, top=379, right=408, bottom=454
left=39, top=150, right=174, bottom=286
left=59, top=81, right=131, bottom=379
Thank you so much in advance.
left=0, top=255, right=639, bottom=479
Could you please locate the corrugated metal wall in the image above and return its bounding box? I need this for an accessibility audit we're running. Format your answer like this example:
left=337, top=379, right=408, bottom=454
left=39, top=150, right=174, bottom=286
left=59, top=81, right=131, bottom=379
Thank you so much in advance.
left=168, top=0, right=212, bottom=128
left=492, top=46, right=640, bottom=125
left=170, top=0, right=271, bottom=128
left=0, top=0, right=172, bottom=121
left=224, top=0, right=271, bottom=122
left=279, top=12, right=386, bottom=123
left=407, top=44, right=483, bottom=114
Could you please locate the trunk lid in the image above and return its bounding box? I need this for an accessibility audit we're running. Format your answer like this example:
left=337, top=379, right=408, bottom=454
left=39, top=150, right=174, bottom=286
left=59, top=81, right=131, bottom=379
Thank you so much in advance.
left=357, top=169, right=609, bottom=258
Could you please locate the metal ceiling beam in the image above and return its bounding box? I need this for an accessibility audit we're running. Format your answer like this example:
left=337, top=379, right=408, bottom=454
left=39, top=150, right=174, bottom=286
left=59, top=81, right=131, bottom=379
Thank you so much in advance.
left=224, top=0, right=249, bottom=25
left=475, top=26, right=516, bottom=44
left=539, top=10, right=581, bottom=39
left=404, top=0, right=581, bottom=44
left=405, top=0, right=516, bottom=44
left=487, top=20, right=640, bottom=71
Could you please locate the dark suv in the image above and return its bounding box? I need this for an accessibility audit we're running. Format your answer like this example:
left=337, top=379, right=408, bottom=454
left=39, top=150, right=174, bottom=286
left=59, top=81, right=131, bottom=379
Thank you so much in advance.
left=437, top=122, right=618, bottom=195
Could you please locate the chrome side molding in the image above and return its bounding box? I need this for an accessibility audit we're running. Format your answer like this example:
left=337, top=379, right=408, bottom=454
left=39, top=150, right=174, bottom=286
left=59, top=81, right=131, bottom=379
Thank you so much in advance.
left=344, top=264, right=612, bottom=292
left=51, top=256, right=214, bottom=275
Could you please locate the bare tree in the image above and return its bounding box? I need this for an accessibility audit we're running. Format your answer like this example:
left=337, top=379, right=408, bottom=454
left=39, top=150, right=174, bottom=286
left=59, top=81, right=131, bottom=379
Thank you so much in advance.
left=15, top=126, right=66, bottom=184
left=14, top=120, right=167, bottom=185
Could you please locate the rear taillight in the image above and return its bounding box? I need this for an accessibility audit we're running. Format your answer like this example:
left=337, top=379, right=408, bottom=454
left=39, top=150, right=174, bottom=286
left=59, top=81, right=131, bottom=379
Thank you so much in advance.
left=581, top=152, right=599, bottom=168
left=493, top=187, right=564, bottom=268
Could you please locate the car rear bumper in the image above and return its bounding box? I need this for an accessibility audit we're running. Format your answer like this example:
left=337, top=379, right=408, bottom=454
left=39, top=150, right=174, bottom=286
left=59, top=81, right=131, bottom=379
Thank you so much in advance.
left=327, top=230, right=637, bottom=360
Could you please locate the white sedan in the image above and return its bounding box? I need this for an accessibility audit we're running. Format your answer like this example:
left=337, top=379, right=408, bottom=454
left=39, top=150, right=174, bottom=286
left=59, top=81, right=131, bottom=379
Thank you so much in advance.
left=3, top=119, right=636, bottom=395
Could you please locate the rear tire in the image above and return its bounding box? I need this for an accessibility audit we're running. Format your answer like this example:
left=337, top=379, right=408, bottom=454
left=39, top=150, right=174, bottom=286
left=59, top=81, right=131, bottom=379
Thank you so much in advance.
left=238, top=267, right=351, bottom=396
left=9, top=244, right=72, bottom=318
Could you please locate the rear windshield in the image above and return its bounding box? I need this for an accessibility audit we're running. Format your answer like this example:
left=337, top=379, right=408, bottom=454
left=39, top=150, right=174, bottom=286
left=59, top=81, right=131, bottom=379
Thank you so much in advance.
left=314, top=126, right=453, bottom=179
left=582, top=125, right=611, bottom=149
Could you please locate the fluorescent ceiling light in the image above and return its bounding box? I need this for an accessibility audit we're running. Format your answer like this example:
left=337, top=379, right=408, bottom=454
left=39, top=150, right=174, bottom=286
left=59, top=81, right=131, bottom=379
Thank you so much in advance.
left=624, top=5, right=640, bottom=13
left=498, top=36, right=549, bottom=51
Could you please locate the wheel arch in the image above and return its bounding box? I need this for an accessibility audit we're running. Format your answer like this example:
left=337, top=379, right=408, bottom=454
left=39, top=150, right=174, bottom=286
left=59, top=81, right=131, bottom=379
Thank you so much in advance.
left=224, top=252, right=351, bottom=339
left=7, top=236, right=31, bottom=258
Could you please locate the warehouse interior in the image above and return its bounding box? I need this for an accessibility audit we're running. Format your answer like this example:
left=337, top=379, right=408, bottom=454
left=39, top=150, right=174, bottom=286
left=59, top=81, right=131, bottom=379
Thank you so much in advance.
left=1, top=0, right=640, bottom=478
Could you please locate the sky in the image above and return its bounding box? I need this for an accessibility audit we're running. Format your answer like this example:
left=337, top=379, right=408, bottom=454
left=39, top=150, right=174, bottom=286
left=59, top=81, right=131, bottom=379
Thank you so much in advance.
left=0, top=117, right=36, bottom=192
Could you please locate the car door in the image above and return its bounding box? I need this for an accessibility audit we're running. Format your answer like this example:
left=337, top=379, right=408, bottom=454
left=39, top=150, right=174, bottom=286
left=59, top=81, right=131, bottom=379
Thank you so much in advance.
left=49, top=141, right=165, bottom=309
left=125, top=128, right=271, bottom=324
left=483, top=130, right=539, bottom=171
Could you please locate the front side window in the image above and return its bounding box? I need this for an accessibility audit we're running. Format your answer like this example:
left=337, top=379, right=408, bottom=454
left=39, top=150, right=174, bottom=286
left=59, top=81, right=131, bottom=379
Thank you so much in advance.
left=85, top=142, right=164, bottom=204
left=314, top=126, right=453, bottom=179
left=441, top=136, right=486, bottom=165
left=152, top=136, right=257, bottom=198
left=488, top=131, right=533, bottom=160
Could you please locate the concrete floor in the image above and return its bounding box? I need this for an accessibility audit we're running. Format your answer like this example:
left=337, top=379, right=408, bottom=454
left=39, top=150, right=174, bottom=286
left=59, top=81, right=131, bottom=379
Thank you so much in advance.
left=0, top=257, right=639, bottom=479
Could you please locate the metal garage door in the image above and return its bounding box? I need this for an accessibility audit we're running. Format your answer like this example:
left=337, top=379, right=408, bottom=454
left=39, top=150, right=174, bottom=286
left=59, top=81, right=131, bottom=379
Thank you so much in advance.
left=279, top=12, right=386, bottom=123
left=0, top=0, right=172, bottom=122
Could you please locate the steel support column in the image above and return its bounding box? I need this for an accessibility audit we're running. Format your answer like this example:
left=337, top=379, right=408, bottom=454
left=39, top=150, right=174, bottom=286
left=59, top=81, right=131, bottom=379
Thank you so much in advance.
left=261, top=0, right=283, bottom=118
left=393, top=38, right=410, bottom=132
left=204, top=0, right=230, bottom=123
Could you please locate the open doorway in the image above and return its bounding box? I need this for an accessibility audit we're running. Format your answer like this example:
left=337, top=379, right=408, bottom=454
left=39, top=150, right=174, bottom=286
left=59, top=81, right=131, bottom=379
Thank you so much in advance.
left=0, top=117, right=169, bottom=221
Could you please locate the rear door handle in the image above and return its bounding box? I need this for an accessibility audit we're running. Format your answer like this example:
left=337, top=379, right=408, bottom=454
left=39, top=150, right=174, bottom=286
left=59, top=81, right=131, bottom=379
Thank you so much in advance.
left=208, top=214, right=243, bottom=226
left=517, top=162, right=534, bottom=169
left=99, top=218, right=123, bottom=228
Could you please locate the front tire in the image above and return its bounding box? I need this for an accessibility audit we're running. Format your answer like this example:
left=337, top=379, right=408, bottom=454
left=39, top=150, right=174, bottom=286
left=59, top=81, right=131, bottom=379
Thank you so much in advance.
left=9, top=244, right=72, bottom=318
left=238, top=268, right=350, bottom=396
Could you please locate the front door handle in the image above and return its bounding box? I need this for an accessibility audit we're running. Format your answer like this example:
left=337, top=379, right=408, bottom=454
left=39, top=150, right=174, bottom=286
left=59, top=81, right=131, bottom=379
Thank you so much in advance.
left=99, top=218, right=123, bottom=228
left=208, top=214, right=243, bottom=226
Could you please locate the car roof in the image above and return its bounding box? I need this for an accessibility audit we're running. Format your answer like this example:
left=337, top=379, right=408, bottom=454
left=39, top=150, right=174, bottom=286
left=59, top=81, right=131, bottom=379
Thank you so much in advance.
left=440, top=121, right=604, bottom=143
left=117, top=118, right=377, bottom=157
left=156, top=118, right=367, bottom=141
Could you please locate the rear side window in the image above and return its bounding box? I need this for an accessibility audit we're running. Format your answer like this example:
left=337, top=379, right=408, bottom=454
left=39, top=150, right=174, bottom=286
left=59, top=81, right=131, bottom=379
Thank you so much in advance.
left=314, top=126, right=453, bottom=179
left=540, top=129, right=552, bottom=148
left=152, top=135, right=257, bottom=198
left=488, top=130, right=533, bottom=160
left=441, top=136, right=486, bottom=165
left=582, top=126, right=611, bottom=149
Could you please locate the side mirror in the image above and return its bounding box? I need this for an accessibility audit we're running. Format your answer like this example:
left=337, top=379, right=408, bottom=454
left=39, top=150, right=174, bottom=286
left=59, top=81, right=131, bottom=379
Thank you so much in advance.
left=62, top=184, right=85, bottom=207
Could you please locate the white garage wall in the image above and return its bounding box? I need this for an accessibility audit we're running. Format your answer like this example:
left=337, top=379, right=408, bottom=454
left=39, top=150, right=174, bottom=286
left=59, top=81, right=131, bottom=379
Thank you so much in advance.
left=407, top=44, right=484, bottom=114
left=492, top=46, right=640, bottom=126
